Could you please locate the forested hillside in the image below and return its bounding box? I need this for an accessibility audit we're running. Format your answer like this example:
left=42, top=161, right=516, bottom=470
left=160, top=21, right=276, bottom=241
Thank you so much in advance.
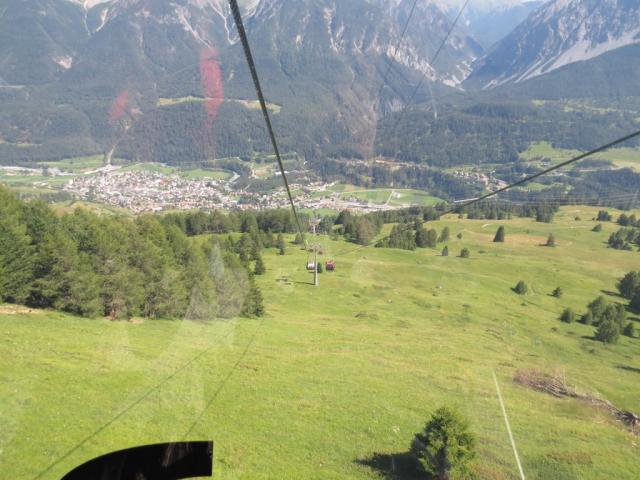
left=0, top=186, right=269, bottom=320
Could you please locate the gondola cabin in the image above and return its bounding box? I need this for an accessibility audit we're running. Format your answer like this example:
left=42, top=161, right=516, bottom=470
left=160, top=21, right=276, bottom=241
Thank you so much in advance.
left=306, top=261, right=316, bottom=271
left=325, top=260, right=335, bottom=271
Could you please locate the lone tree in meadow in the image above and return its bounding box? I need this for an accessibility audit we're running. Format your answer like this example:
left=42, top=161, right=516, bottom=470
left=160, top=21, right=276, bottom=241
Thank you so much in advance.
left=439, top=227, right=450, bottom=243
left=460, top=248, right=470, bottom=258
left=546, top=233, right=556, bottom=247
left=277, top=233, right=286, bottom=255
left=592, top=224, right=603, bottom=232
left=442, top=246, right=449, bottom=257
left=411, top=406, right=475, bottom=480
left=552, top=287, right=563, bottom=298
left=514, top=280, right=528, bottom=295
left=493, top=226, right=505, bottom=243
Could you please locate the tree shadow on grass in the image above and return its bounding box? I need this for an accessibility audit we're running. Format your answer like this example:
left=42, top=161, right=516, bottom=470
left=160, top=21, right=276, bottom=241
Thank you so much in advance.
left=617, top=364, right=640, bottom=374
left=356, top=452, right=428, bottom=480
left=601, top=289, right=621, bottom=297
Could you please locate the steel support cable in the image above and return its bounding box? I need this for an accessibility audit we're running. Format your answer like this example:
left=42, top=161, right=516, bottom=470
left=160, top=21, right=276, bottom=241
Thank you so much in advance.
left=333, top=128, right=640, bottom=259
left=228, top=0, right=307, bottom=245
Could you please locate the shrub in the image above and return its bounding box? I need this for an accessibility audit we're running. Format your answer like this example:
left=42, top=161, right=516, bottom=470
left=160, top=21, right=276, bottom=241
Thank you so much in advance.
left=460, top=248, right=470, bottom=258
left=493, top=226, right=505, bottom=243
left=514, top=281, right=528, bottom=295
left=457, top=233, right=463, bottom=239
left=560, top=308, right=576, bottom=323
left=411, top=407, right=475, bottom=480
left=552, top=287, right=563, bottom=298
left=592, top=224, right=603, bottom=232
left=442, top=246, right=449, bottom=257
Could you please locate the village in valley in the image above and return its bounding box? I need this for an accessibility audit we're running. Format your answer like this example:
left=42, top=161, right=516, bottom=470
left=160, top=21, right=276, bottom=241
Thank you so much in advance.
left=0, top=155, right=512, bottom=214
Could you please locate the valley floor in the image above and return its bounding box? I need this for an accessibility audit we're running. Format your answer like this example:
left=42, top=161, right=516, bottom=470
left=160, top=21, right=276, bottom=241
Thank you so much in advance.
left=1, top=206, right=639, bottom=479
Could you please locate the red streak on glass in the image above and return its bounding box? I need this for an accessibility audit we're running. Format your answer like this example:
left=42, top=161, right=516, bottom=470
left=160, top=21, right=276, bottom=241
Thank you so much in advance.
left=199, top=48, right=224, bottom=130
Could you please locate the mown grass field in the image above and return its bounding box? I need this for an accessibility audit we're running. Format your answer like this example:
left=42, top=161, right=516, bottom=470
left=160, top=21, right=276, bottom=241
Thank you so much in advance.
left=1, top=206, right=639, bottom=479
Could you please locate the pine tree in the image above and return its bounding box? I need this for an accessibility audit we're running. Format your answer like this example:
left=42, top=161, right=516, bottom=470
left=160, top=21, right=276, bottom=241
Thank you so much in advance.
left=596, top=318, right=621, bottom=344
left=277, top=233, right=286, bottom=255
left=493, top=226, right=505, bottom=242
left=546, top=233, right=556, bottom=247
left=0, top=218, right=33, bottom=303
left=254, top=255, right=266, bottom=275
left=514, top=281, right=528, bottom=295
left=241, top=276, right=265, bottom=317
left=442, top=246, right=449, bottom=257
left=592, top=224, right=603, bottom=232
left=411, top=407, right=475, bottom=480
left=438, top=226, right=450, bottom=243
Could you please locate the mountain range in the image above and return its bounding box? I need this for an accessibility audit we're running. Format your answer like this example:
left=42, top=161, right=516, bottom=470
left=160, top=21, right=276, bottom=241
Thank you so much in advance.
left=0, top=0, right=638, bottom=169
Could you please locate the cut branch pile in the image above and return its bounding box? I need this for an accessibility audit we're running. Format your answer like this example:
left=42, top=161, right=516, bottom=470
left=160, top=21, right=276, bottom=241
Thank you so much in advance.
left=514, top=369, right=639, bottom=434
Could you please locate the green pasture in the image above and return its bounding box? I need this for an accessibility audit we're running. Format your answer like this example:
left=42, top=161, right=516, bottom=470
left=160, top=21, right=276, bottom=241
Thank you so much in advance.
left=1, top=206, right=639, bottom=479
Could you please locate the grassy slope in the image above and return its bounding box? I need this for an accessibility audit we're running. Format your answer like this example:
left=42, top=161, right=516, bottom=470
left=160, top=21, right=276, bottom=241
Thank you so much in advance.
left=1, top=206, right=639, bottom=479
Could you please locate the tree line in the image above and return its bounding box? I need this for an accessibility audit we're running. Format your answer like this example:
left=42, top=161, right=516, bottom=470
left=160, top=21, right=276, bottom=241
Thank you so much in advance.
left=0, top=186, right=264, bottom=320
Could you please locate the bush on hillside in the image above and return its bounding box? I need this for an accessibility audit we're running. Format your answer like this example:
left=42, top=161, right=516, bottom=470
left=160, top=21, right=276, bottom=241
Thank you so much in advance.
left=514, top=281, right=529, bottom=295
left=411, top=407, right=475, bottom=480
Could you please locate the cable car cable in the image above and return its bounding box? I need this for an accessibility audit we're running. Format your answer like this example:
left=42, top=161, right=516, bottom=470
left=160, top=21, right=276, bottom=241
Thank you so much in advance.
left=333, top=128, right=640, bottom=259
left=228, top=0, right=307, bottom=245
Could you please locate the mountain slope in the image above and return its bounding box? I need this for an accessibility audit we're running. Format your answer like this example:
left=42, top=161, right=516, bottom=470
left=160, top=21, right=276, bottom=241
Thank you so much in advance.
left=466, top=0, right=640, bottom=89
left=0, top=0, right=482, bottom=164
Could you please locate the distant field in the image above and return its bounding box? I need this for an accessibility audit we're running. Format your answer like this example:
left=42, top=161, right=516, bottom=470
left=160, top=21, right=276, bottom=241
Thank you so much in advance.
left=157, top=97, right=281, bottom=114
left=2, top=206, right=638, bottom=479
left=520, top=142, right=640, bottom=172
left=592, top=147, right=640, bottom=171
left=520, top=141, right=582, bottom=163
left=39, top=155, right=105, bottom=173
left=336, top=188, right=442, bottom=207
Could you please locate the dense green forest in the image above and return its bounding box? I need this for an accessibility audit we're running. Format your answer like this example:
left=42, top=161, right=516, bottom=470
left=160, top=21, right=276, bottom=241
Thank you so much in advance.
left=0, top=187, right=265, bottom=320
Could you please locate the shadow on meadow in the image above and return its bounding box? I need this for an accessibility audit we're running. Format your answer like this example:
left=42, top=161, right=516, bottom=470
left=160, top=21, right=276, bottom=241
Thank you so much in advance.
left=616, top=364, right=640, bottom=374
left=356, top=452, right=429, bottom=480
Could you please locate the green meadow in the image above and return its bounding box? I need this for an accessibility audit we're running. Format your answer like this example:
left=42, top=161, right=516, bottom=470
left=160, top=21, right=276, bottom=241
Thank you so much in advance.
left=1, top=206, right=639, bottom=479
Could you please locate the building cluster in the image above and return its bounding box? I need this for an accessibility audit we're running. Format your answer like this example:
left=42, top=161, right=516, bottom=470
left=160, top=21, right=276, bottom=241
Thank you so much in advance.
left=64, top=171, right=231, bottom=213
